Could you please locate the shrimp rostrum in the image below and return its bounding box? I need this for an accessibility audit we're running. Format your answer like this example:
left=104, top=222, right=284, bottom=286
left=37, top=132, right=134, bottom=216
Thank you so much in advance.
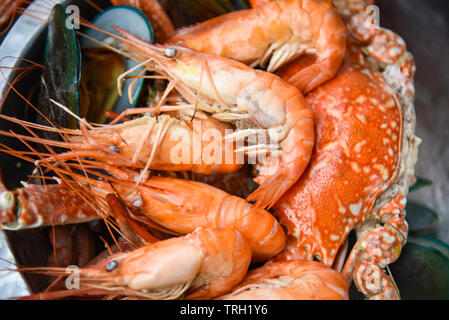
left=108, top=27, right=315, bottom=209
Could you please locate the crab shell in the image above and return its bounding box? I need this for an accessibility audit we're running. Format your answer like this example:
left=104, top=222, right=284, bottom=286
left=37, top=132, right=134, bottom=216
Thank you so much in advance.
left=273, top=41, right=419, bottom=266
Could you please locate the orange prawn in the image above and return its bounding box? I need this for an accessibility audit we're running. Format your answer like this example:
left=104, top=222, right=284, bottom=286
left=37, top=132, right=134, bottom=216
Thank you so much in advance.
left=219, top=261, right=349, bottom=300
left=17, top=228, right=252, bottom=300
left=168, top=0, right=347, bottom=93
left=0, top=110, right=242, bottom=177
left=0, top=170, right=286, bottom=262
left=108, top=28, right=315, bottom=209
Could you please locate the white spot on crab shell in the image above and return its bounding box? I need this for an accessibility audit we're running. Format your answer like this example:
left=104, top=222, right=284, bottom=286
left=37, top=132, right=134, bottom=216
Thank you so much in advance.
left=282, top=206, right=301, bottom=238
left=391, top=121, right=397, bottom=129
left=349, top=202, right=362, bottom=216
left=322, top=141, right=339, bottom=151
left=383, top=138, right=391, bottom=145
left=372, top=248, right=383, bottom=257
left=343, top=106, right=354, bottom=117
left=388, top=148, right=394, bottom=157
left=386, top=99, right=396, bottom=108
left=392, top=133, right=398, bottom=141
left=374, top=164, right=390, bottom=181
left=330, top=249, right=336, bottom=256
left=383, top=233, right=397, bottom=244
left=363, top=166, right=371, bottom=174
left=370, top=97, right=379, bottom=105
left=351, top=162, right=362, bottom=173
left=389, top=46, right=402, bottom=57
left=327, top=107, right=344, bottom=121
left=400, top=198, right=407, bottom=206
left=340, top=141, right=350, bottom=157
left=354, top=140, right=367, bottom=153
left=380, top=123, right=388, bottom=129
left=356, top=113, right=367, bottom=124
left=355, top=95, right=367, bottom=104
left=330, top=234, right=340, bottom=242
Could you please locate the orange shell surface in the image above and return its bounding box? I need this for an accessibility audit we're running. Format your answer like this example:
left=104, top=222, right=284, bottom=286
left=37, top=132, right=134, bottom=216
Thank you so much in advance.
left=274, top=48, right=402, bottom=265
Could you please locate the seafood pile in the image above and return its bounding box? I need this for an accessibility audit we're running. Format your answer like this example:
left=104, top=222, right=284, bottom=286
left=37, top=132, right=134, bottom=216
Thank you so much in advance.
left=0, top=0, right=420, bottom=300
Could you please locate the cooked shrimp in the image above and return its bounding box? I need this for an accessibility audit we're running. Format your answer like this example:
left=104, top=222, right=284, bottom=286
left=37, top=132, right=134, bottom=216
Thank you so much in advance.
left=18, top=228, right=252, bottom=300
left=219, top=261, right=349, bottom=300
left=112, top=175, right=286, bottom=262
left=109, top=28, right=315, bottom=209
left=0, top=110, right=242, bottom=176
left=168, top=0, right=347, bottom=93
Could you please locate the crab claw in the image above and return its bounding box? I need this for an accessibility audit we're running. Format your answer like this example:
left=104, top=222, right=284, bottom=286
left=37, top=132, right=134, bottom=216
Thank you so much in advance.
left=0, top=171, right=18, bottom=225
left=0, top=176, right=99, bottom=230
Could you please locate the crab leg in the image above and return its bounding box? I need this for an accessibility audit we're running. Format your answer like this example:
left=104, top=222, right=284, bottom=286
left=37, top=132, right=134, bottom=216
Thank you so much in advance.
left=342, top=193, right=408, bottom=299
left=0, top=181, right=101, bottom=230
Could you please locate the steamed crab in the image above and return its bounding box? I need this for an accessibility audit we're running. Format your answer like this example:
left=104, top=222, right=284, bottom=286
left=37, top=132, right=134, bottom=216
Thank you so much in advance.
left=272, top=2, right=420, bottom=299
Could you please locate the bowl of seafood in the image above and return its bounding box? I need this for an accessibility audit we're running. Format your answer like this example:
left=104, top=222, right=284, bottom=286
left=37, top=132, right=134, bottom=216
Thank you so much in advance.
left=0, top=0, right=447, bottom=300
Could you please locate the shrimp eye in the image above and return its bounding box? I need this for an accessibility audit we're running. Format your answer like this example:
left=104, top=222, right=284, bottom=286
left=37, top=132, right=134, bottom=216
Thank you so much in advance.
left=132, top=198, right=143, bottom=207
left=109, top=146, right=119, bottom=153
left=106, top=260, right=119, bottom=272
left=164, top=47, right=177, bottom=58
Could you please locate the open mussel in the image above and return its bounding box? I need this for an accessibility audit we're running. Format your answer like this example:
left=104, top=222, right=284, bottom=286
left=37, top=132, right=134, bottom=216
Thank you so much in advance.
left=80, top=5, right=153, bottom=116
left=79, top=47, right=126, bottom=124
left=37, top=3, right=80, bottom=133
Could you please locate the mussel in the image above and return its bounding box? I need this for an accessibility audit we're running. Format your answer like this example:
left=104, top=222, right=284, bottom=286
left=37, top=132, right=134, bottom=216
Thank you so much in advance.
left=37, top=3, right=81, bottom=132
left=80, top=5, right=154, bottom=116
